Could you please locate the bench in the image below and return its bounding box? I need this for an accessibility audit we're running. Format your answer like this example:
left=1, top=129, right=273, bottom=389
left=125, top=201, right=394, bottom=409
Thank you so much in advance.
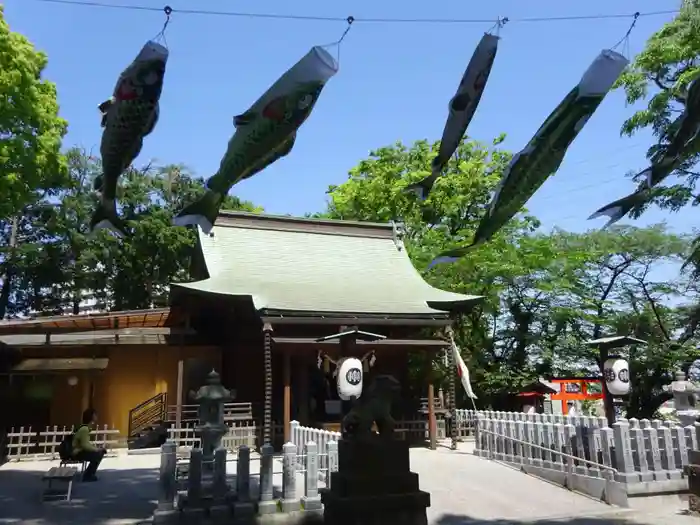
left=42, top=466, right=78, bottom=502
left=60, top=458, right=87, bottom=474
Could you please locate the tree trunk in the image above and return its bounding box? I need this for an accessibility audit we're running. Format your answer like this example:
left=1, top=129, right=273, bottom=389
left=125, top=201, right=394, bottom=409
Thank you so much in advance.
left=0, top=217, right=19, bottom=319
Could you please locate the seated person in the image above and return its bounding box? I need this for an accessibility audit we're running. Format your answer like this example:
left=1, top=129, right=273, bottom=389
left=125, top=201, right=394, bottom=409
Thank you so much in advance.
left=72, top=408, right=106, bottom=482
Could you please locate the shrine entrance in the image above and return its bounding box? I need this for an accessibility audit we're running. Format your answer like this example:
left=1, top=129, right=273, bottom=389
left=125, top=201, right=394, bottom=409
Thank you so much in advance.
left=549, top=377, right=603, bottom=415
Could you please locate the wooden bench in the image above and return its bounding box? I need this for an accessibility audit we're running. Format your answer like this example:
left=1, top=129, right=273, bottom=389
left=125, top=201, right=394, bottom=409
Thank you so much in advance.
left=60, top=458, right=87, bottom=474
left=42, top=466, right=78, bottom=502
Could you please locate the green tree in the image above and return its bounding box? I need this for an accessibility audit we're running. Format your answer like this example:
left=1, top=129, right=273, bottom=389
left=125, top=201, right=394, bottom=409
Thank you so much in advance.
left=0, top=6, right=68, bottom=218
left=0, top=148, right=262, bottom=317
left=320, top=136, right=697, bottom=411
left=320, top=136, right=554, bottom=403
left=614, top=1, right=700, bottom=216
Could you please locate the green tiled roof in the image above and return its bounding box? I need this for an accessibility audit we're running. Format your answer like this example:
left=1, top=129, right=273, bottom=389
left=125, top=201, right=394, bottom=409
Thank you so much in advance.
left=175, top=211, right=482, bottom=317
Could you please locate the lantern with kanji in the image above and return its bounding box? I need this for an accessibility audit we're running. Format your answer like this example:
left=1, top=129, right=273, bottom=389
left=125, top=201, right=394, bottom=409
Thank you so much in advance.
left=603, top=357, right=630, bottom=396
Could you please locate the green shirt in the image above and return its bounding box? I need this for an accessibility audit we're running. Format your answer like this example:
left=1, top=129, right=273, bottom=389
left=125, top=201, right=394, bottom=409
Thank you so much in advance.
left=72, top=425, right=96, bottom=454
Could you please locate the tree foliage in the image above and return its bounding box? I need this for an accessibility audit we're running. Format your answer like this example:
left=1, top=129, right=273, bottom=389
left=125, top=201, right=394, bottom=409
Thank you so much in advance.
left=0, top=148, right=261, bottom=317
left=322, top=137, right=700, bottom=416
left=615, top=1, right=700, bottom=215
left=0, top=6, right=68, bottom=220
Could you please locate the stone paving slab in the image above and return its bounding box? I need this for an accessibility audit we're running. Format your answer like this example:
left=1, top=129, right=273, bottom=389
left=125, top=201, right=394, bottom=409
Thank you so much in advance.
left=0, top=446, right=695, bottom=525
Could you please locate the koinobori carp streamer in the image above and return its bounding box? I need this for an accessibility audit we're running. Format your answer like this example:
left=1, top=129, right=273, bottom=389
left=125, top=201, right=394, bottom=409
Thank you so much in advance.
left=92, top=40, right=169, bottom=236
left=405, top=33, right=500, bottom=201
left=173, top=46, right=339, bottom=234
left=589, top=75, right=700, bottom=228
left=428, top=49, right=629, bottom=268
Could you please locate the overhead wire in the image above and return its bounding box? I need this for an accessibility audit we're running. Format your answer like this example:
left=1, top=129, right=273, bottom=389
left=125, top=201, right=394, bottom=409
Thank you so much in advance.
left=20, top=0, right=680, bottom=25
left=18, top=0, right=678, bottom=226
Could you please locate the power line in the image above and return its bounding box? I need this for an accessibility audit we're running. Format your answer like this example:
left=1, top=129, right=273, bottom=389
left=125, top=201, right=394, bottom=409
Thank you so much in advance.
left=22, top=0, right=680, bottom=25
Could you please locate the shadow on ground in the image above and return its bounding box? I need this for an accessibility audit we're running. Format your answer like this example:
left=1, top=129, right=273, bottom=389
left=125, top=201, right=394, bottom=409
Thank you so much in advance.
left=0, top=466, right=158, bottom=524
left=431, top=513, right=686, bottom=525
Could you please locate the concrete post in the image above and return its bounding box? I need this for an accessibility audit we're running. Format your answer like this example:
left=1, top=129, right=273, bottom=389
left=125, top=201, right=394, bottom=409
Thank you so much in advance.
left=644, top=427, right=667, bottom=481
left=153, top=441, right=178, bottom=524
left=327, top=440, right=338, bottom=489
left=630, top=426, right=653, bottom=481
left=659, top=426, right=682, bottom=480
left=302, top=441, right=322, bottom=510
left=187, top=448, right=203, bottom=504
left=257, top=443, right=277, bottom=515
left=234, top=444, right=255, bottom=520
left=612, top=422, right=639, bottom=483
left=280, top=442, right=300, bottom=512
left=236, top=445, right=251, bottom=499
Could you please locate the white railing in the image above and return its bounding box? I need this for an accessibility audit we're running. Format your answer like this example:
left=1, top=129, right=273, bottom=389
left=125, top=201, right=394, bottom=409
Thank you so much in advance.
left=474, top=412, right=695, bottom=492
left=4, top=425, right=120, bottom=461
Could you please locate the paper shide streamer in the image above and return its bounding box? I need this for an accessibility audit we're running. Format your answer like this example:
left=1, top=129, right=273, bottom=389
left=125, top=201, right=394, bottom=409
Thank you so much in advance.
left=404, top=18, right=504, bottom=201
left=91, top=5, right=172, bottom=237
left=172, top=18, right=353, bottom=233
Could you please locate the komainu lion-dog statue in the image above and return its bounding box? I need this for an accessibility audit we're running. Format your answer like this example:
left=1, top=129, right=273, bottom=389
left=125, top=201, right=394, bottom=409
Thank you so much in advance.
left=341, top=374, right=401, bottom=439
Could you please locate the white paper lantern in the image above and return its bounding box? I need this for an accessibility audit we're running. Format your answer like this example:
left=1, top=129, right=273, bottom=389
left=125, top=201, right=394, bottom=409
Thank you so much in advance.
left=67, top=376, right=79, bottom=387
left=336, top=357, right=363, bottom=401
left=603, top=358, right=630, bottom=395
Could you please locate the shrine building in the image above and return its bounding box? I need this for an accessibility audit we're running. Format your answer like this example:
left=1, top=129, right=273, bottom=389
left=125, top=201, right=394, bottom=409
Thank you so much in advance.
left=0, top=211, right=482, bottom=449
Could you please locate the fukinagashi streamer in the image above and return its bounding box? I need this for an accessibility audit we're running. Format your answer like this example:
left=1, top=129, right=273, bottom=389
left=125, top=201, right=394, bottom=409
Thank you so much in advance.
left=428, top=49, right=629, bottom=268
left=173, top=46, right=339, bottom=233
left=589, top=76, right=700, bottom=227
left=404, top=32, right=500, bottom=200
left=92, top=40, right=169, bottom=236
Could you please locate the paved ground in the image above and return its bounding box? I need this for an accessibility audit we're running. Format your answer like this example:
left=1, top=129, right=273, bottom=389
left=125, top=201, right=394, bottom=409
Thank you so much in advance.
left=0, top=442, right=696, bottom=525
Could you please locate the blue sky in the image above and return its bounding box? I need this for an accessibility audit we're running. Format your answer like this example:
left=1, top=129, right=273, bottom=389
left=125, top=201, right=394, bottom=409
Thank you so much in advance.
left=3, top=0, right=695, bottom=235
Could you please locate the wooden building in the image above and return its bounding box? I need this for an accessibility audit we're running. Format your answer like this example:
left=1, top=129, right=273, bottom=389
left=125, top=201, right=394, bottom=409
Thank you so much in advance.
left=0, top=211, right=482, bottom=447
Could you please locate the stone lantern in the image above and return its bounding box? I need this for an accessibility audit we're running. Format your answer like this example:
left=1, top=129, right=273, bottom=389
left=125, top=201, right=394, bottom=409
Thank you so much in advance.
left=190, top=369, right=232, bottom=467
left=663, top=370, right=700, bottom=427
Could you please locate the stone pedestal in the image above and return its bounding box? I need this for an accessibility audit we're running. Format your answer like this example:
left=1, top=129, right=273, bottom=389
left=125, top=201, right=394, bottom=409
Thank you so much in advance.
left=687, top=451, right=700, bottom=516
left=321, top=435, right=430, bottom=525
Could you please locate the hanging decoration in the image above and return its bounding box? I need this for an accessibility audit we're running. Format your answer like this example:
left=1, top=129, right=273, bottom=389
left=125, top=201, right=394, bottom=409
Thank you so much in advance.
left=603, top=357, right=630, bottom=396
left=589, top=75, right=700, bottom=227
left=172, top=30, right=347, bottom=233
left=91, top=6, right=172, bottom=236
left=427, top=48, right=628, bottom=268
left=336, top=357, right=364, bottom=401
left=404, top=19, right=504, bottom=200
left=447, top=329, right=477, bottom=401
left=316, top=350, right=376, bottom=400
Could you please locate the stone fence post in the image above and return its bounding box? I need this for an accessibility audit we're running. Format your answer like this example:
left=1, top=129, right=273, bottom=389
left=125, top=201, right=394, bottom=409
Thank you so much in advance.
left=258, top=443, right=276, bottom=515
left=235, top=444, right=255, bottom=519
left=236, top=445, right=251, bottom=499
left=153, top=441, right=177, bottom=524
left=327, top=440, right=338, bottom=490
left=302, top=441, right=322, bottom=510
left=281, top=442, right=300, bottom=512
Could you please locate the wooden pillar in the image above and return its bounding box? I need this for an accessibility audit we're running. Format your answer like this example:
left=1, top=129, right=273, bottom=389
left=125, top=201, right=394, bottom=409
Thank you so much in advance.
left=262, top=322, right=274, bottom=446
left=175, top=315, right=189, bottom=429
left=283, top=350, right=291, bottom=443
left=298, top=357, right=310, bottom=425
left=80, top=372, right=91, bottom=413
left=427, top=382, right=437, bottom=450
left=599, top=346, right=616, bottom=426
left=175, top=357, right=184, bottom=429
left=338, top=326, right=358, bottom=419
